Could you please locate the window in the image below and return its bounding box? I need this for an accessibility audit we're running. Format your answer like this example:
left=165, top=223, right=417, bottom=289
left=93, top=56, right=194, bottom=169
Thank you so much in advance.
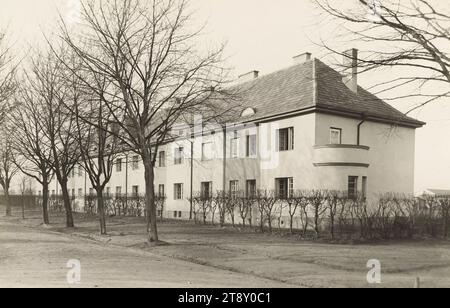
left=174, top=184, right=184, bottom=200
left=277, top=127, right=294, bottom=151
left=178, top=211, right=182, bottom=218
left=116, top=186, right=122, bottom=196
left=230, top=131, right=239, bottom=158
left=132, top=155, right=139, bottom=171
left=78, top=166, right=83, bottom=177
left=246, top=134, right=257, bottom=157
left=202, top=142, right=213, bottom=161
left=330, top=128, right=342, bottom=145
left=106, top=187, right=111, bottom=197
left=201, top=182, right=212, bottom=199
left=246, top=180, right=257, bottom=198
left=276, top=178, right=294, bottom=199
left=158, top=185, right=165, bottom=198
left=159, top=151, right=166, bottom=167
left=348, top=176, right=359, bottom=199
left=78, top=188, right=83, bottom=197
left=230, top=180, right=239, bottom=198
left=132, top=185, right=139, bottom=197
left=362, top=177, right=368, bottom=199
left=116, top=158, right=123, bottom=172
left=174, top=147, right=184, bottom=165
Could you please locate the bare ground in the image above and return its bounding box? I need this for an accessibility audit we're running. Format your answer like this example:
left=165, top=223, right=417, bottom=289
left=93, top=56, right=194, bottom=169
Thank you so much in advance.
left=2, top=206, right=450, bottom=288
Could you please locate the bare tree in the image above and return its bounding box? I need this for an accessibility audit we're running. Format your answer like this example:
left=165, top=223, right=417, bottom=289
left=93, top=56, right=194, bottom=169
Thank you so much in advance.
left=237, top=193, right=253, bottom=228
left=9, top=84, right=54, bottom=225
left=315, top=0, right=450, bottom=112
left=310, top=190, right=327, bottom=236
left=212, top=191, right=228, bottom=227
left=30, top=50, right=81, bottom=228
left=0, top=29, right=17, bottom=120
left=71, top=72, right=121, bottom=235
left=0, top=127, right=20, bottom=216
left=57, top=0, right=238, bottom=244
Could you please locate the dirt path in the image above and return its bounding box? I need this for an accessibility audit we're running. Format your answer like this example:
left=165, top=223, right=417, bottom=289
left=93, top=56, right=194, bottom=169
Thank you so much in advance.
left=0, top=218, right=291, bottom=288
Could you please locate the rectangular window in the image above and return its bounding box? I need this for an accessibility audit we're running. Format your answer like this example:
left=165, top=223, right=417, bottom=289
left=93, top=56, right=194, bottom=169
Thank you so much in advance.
left=276, top=178, right=294, bottom=199
left=330, top=128, right=342, bottom=145
left=106, top=187, right=111, bottom=197
left=116, top=159, right=123, bottom=172
left=78, top=188, right=83, bottom=197
left=132, top=155, right=139, bottom=171
left=201, top=182, right=212, bottom=199
left=362, top=177, right=367, bottom=199
left=158, top=185, right=165, bottom=198
left=246, top=180, right=257, bottom=198
left=230, top=136, right=239, bottom=158
left=174, top=184, right=183, bottom=200
left=132, top=185, right=139, bottom=197
left=159, top=151, right=166, bottom=167
left=116, top=186, right=122, bottom=197
left=277, top=127, right=294, bottom=151
left=78, top=166, right=83, bottom=177
left=174, top=147, right=184, bottom=165
left=246, top=134, right=257, bottom=157
left=230, top=180, right=239, bottom=198
left=202, top=142, right=213, bottom=161
left=348, top=176, right=359, bottom=199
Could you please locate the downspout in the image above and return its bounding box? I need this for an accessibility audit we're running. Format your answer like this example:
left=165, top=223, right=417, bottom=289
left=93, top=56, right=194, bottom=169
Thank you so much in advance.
left=357, top=113, right=367, bottom=146
left=222, top=126, right=227, bottom=196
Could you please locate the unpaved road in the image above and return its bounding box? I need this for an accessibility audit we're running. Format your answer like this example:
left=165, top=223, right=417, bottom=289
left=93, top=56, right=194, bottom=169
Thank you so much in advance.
left=0, top=218, right=290, bottom=288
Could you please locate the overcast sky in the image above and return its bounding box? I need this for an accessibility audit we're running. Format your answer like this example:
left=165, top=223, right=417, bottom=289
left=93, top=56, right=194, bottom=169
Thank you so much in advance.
left=1, top=0, right=448, bottom=193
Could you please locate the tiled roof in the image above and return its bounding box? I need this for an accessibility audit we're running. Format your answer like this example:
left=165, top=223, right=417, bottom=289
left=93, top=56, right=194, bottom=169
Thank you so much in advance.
left=233, top=58, right=425, bottom=128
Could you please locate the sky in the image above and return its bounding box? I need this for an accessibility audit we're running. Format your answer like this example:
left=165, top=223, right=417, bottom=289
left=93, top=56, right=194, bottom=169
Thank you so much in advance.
left=1, top=0, right=449, bottom=193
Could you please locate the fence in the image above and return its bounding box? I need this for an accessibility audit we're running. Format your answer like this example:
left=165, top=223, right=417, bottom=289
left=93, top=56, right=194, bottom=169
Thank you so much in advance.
left=0, top=195, right=40, bottom=209
left=188, top=190, right=450, bottom=240
left=31, top=190, right=450, bottom=241
left=44, top=194, right=166, bottom=219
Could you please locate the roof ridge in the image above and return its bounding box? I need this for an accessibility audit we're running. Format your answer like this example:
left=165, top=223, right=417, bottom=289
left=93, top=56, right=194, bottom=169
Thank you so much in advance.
left=233, top=59, right=315, bottom=88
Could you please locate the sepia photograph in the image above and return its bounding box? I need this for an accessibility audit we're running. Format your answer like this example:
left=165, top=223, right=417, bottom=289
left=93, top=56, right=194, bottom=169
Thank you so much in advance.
left=0, top=0, right=449, bottom=294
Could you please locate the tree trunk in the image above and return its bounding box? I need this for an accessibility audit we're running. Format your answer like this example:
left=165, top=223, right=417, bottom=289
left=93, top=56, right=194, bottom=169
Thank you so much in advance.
left=290, top=215, right=294, bottom=235
left=42, top=182, right=50, bottom=225
left=5, top=188, right=11, bottom=216
left=144, top=162, right=158, bottom=243
left=21, top=193, right=25, bottom=219
left=61, top=184, right=74, bottom=228
left=97, top=188, right=107, bottom=235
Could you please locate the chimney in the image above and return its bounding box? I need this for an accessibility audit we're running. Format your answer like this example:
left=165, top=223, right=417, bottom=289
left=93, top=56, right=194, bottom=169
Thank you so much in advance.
left=238, top=70, right=259, bottom=82
left=293, top=52, right=312, bottom=65
left=342, top=48, right=358, bottom=93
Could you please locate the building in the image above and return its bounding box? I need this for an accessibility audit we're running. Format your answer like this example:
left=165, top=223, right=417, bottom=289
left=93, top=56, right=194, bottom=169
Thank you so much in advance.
left=47, top=49, right=425, bottom=218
